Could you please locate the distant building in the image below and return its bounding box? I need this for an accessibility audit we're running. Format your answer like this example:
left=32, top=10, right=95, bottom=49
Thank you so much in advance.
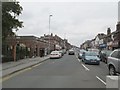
left=94, top=33, right=107, bottom=49
left=80, top=22, right=120, bottom=50
left=90, top=39, right=95, bottom=48
left=81, top=40, right=92, bottom=50
left=40, top=33, right=71, bottom=51
left=112, top=22, right=120, bottom=49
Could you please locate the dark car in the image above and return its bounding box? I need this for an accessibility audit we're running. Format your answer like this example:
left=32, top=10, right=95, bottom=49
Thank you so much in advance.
left=82, top=51, right=100, bottom=65
left=99, top=50, right=112, bottom=63
left=78, top=49, right=86, bottom=59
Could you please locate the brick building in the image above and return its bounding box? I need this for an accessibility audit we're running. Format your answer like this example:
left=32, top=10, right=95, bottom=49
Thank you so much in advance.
left=112, top=22, right=120, bottom=49
left=3, top=36, right=50, bottom=62
left=3, top=33, right=72, bottom=62
left=40, top=33, right=71, bottom=51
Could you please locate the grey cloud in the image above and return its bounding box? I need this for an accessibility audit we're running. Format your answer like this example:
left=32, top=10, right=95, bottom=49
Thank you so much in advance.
left=17, top=2, right=118, bottom=46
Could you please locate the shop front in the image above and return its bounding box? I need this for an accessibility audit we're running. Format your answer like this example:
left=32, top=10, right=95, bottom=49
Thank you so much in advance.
left=99, top=44, right=107, bottom=50
left=112, top=41, right=120, bottom=50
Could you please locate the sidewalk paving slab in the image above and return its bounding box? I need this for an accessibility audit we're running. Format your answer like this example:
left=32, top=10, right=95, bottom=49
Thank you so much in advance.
left=0, top=56, right=50, bottom=78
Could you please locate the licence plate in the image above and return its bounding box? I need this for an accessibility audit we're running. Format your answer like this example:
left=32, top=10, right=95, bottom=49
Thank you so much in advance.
left=91, top=61, right=96, bottom=62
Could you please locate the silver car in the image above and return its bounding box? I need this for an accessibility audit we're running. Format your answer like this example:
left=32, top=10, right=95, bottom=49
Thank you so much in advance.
left=107, top=49, right=120, bottom=75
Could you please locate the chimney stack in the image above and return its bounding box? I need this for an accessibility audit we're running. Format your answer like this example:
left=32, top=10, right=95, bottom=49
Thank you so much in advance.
left=116, top=21, right=120, bottom=31
left=107, top=28, right=111, bottom=35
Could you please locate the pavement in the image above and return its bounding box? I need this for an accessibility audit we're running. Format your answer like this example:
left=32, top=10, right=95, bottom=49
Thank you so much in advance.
left=0, top=55, right=50, bottom=78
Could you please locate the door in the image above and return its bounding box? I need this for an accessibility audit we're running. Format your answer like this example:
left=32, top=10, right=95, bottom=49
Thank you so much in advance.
left=118, top=51, right=120, bottom=73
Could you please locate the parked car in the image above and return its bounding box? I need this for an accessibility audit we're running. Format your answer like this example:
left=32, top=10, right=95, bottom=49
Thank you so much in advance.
left=99, top=50, right=112, bottom=63
left=88, top=48, right=100, bottom=56
left=107, top=49, right=120, bottom=75
left=50, top=51, right=62, bottom=59
left=82, top=51, right=100, bottom=65
left=68, top=49, right=75, bottom=55
left=78, top=49, right=86, bottom=59
left=60, top=49, right=66, bottom=54
left=59, top=50, right=64, bottom=56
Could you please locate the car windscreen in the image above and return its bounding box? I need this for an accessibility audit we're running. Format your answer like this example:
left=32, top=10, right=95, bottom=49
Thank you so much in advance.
left=80, top=50, right=86, bottom=53
left=85, top=52, right=97, bottom=56
left=101, top=50, right=112, bottom=56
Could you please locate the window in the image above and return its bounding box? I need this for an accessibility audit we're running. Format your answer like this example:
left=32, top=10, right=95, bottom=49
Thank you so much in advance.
left=118, top=51, right=120, bottom=59
left=111, top=51, right=119, bottom=58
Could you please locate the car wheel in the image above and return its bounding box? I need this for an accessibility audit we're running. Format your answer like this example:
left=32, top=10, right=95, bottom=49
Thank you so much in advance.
left=109, top=66, right=116, bottom=75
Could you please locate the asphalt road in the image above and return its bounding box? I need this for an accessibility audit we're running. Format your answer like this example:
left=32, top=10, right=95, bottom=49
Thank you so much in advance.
left=2, top=50, right=109, bottom=88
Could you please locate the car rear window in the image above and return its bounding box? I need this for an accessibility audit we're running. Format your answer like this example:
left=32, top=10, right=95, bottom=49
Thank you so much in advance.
left=51, top=51, right=59, bottom=54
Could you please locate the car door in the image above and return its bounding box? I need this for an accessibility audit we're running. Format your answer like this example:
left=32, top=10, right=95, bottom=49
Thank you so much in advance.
left=110, top=50, right=119, bottom=72
left=118, top=51, right=120, bottom=73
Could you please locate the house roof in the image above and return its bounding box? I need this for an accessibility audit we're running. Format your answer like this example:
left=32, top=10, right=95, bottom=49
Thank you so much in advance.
left=95, top=33, right=107, bottom=40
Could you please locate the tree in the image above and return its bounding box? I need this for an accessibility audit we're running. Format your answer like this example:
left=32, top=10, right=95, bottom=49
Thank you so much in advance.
left=2, top=1, right=23, bottom=40
left=2, top=1, right=23, bottom=61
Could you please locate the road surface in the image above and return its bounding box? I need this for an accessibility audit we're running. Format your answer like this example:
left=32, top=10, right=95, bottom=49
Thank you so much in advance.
left=3, top=50, right=109, bottom=88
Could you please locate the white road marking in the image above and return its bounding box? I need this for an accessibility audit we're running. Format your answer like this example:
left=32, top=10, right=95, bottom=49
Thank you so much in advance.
left=78, top=59, right=81, bottom=62
left=96, top=76, right=106, bottom=85
left=81, top=64, right=90, bottom=71
left=75, top=55, right=78, bottom=58
left=75, top=55, right=79, bottom=60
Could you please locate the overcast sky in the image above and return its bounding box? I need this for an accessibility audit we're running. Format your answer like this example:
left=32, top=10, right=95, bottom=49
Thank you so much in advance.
left=16, top=0, right=118, bottom=47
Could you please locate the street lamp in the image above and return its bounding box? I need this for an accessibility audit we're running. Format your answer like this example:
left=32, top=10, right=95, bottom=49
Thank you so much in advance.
left=48, top=14, right=53, bottom=54
left=49, top=15, right=53, bottom=34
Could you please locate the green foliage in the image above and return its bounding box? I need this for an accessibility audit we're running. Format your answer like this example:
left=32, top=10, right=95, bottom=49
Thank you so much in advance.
left=2, top=1, right=23, bottom=40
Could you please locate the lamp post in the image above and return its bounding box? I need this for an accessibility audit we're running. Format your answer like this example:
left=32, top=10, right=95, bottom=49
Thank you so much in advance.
left=48, top=14, right=53, bottom=54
